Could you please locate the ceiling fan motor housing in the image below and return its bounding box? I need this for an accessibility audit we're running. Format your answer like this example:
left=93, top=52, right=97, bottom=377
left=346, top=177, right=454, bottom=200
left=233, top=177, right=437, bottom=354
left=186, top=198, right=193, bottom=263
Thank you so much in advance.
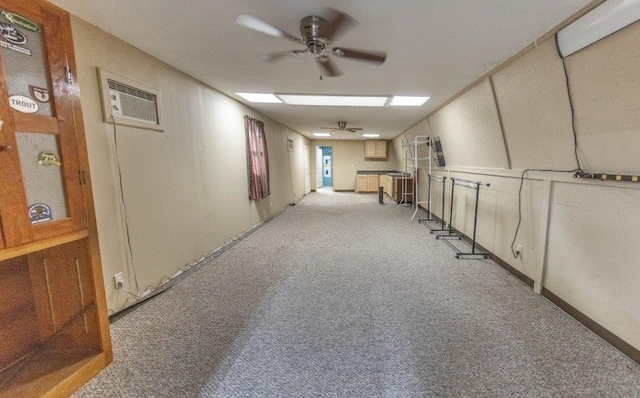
left=300, top=15, right=330, bottom=54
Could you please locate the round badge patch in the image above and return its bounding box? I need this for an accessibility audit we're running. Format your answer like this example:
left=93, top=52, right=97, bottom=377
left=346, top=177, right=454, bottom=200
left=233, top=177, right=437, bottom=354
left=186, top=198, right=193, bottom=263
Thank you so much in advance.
left=9, top=95, right=39, bottom=113
left=0, top=22, right=27, bottom=44
left=28, top=203, right=52, bottom=224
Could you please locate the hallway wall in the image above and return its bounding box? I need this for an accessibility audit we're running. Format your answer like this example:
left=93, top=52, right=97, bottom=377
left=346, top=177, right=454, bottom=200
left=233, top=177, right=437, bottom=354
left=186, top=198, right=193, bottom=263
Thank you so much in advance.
left=69, top=16, right=308, bottom=314
left=394, top=21, right=640, bottom=352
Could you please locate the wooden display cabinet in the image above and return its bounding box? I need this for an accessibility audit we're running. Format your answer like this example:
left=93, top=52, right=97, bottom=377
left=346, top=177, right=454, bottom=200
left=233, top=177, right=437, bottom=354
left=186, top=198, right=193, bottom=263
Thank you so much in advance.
left=0, top=0, right=112, bottom=396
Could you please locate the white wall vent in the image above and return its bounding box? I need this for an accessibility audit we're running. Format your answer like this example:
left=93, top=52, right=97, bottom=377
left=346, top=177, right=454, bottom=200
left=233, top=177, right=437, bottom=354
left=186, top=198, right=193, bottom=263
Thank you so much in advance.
left=97, top=68, right=164, bottom=132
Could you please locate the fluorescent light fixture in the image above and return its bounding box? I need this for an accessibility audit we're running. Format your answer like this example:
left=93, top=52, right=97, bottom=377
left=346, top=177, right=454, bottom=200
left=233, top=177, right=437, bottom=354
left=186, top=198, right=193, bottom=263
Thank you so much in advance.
left=236, top=92, right=282, bottom=103
left=313, top=133, right=331, bottom=137
left=363, top=133, right=380, bottom=138
left=279, top=94, right=388, bottom=107
left=390, top=96, right=430, bottom=106
left=556, top=0, right=640, bottom=57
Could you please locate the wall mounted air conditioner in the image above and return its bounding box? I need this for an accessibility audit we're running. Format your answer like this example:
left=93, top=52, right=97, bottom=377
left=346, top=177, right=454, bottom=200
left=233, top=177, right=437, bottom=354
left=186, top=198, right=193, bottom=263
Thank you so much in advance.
left=97, top=68, right=164, bottom=131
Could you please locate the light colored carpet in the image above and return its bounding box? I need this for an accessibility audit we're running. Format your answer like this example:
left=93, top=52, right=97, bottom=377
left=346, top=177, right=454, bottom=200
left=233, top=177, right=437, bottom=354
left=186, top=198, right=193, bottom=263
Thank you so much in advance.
left=74, top=189, right=640, bottom=397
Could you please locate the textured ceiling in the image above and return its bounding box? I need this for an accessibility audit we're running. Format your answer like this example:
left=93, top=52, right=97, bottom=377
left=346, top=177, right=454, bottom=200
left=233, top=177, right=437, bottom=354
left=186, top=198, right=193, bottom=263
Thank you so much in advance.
left=49, top=0, right=593, bottom=140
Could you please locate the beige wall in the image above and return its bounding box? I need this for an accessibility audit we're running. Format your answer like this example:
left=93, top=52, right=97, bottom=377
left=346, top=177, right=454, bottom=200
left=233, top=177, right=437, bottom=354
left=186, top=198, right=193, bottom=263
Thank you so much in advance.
left=309, top=140, right=399, bottom=191
left=397, top=22, right=640, bottom=351
left=70, top=16, right=308, bottom=314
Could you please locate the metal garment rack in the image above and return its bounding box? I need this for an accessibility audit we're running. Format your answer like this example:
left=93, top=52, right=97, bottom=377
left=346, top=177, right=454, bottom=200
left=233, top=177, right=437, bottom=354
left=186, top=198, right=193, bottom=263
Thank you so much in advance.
left=397, top=151, right=412, bottom=207
left=400, top=136, right=431, bottom=219
left=436, top=177, right=491, bottom=259
left=418, top=174, right=448, bottom=233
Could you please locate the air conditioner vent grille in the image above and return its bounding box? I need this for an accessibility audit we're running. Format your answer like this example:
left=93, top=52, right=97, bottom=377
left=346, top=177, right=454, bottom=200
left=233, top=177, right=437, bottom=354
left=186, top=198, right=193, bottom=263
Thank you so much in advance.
left=108, top=80, right=156, bottom=102
left=98, top=68, right=164, bottom=131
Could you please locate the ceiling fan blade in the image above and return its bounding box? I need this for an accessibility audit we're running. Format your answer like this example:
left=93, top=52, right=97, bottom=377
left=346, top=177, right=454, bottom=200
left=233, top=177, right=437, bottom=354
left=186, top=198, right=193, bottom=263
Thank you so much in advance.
left=324, top=7, right=357, bottom=42
left=349, top=128, right=364, bottom=131
left=261, top=49, right=306, bottom=63
left=235, top=13, right=303, bottom=44
left=316, top=56, right=342, bottom=77
left=332, top=47, right=387, bottom=65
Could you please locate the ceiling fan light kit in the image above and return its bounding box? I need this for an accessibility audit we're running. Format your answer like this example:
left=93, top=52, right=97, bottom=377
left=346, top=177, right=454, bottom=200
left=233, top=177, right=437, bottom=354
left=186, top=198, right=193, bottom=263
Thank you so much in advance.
left=235, top=7, right=387, bottom=77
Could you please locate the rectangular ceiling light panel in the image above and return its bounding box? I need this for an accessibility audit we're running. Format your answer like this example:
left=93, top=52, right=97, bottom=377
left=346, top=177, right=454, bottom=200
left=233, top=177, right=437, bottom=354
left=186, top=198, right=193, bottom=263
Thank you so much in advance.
left=279, top=94, right=389, bottom=107
left=390, top=96, right=430, bottom=106
left=236, top=92, right=282, bottom=103
left=313, top=133, right=331, bottom=137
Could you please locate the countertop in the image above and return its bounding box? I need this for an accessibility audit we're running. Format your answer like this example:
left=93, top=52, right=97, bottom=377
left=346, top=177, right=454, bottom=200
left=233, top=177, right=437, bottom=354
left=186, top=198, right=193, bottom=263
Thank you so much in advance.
left=357, top=170, right=408, bottom=176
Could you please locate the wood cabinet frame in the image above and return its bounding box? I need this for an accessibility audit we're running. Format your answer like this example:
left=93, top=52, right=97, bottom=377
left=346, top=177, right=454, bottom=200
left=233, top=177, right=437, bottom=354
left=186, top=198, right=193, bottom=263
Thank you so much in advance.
left=0, top=1, right=112, bottom=396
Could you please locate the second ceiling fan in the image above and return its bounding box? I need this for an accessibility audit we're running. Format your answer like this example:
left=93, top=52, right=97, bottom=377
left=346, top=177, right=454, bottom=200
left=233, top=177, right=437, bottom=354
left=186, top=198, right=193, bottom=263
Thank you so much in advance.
left=235, top=8, right=387, bottom=77
left=321, top=121, right=363, bottom=133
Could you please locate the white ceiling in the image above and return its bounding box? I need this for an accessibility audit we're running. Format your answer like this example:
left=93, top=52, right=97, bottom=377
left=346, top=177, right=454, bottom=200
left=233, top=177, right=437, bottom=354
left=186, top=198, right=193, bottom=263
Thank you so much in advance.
left=49, top=0, right=592, bottom=140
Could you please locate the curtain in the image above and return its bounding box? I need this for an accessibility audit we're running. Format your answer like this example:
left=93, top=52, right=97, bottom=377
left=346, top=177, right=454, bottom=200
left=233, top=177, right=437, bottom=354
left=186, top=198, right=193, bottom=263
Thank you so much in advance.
left=245, top=115, right=270, bottom=200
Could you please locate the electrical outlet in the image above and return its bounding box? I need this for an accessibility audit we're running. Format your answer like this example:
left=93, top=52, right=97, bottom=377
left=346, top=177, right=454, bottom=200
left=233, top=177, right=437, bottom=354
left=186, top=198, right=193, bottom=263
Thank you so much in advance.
left=516, top=244, right=523, bottom=256
left=113, top=272, right=124, bottom=289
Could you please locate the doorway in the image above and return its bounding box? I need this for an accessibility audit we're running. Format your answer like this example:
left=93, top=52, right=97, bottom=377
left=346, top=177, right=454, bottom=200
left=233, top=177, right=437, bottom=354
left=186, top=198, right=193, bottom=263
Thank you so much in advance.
left=316, top=146, right=333, bottom=190
left=304, top=145, right=311, bottom=195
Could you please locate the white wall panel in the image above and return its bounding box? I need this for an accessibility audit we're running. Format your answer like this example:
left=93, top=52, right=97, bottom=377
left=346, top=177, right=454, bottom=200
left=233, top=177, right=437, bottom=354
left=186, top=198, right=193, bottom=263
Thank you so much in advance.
left=428, top=79, right=508, bottom=169
left=546, top=181, right=640, bottom=349
left=492, top=39, right=577, bottom=171
left=566, top=20, right=640, bottom=174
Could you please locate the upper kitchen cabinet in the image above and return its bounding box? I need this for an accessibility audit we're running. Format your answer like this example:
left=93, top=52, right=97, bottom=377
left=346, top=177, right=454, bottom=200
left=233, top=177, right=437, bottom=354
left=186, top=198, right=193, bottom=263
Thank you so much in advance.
left=365, top=139, right=387, bottom=159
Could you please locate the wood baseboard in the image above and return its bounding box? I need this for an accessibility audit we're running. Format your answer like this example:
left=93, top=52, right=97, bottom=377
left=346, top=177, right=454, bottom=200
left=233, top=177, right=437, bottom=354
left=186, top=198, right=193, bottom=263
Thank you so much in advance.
left=542, top=288, right=640, bottom=365
left=489, top=251, right=534, bottom=288
left=421, top=209, right=534, bottom=287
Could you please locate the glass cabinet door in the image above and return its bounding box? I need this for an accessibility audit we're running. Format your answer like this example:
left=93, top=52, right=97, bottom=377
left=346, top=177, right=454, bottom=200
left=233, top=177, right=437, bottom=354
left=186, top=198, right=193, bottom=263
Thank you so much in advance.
left=0, top=5, right=87, bottom=247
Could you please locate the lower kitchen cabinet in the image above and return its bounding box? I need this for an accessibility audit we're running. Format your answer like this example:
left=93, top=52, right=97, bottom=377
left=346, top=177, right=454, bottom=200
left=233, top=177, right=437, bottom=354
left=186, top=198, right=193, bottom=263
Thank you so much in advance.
left=356, top=175, right=369, bottom=192
left=367, top=175, right=379, bottom=192
left=357, top=174, right=384, bottom=193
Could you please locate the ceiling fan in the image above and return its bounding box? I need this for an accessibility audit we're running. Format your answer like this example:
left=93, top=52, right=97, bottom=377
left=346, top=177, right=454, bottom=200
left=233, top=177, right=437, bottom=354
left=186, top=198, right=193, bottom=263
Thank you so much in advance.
left=234, top=8, right=387, bottom=77
left=321, top=121, right=363, bottom=133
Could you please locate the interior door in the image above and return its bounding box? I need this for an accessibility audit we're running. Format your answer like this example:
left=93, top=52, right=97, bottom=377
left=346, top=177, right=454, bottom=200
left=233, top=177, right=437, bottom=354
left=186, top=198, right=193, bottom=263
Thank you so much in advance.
left=0, top=2, right=87, bottom=247
left=316, top=146, right=322, bottom=188
left=304, top=144, right=310, bottom=195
